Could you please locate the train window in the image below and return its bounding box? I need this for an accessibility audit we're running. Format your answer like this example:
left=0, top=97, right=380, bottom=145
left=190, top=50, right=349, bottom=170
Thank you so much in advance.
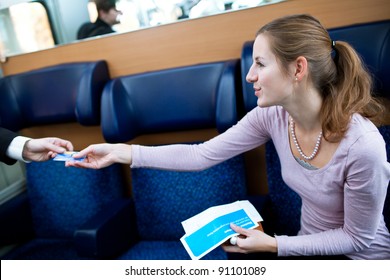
left=85, top=0, right=286, bottom=35
left=1, top=0, right=285, bottom=57
left=0, top=2, right=54, bottom=58
left=0, top=161, right=26, bottom=205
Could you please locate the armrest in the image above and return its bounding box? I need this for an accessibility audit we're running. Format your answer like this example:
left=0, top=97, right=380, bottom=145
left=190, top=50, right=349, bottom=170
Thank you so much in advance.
left=227, top=195, right=280, bottom=260
left=246, top=194, right=267, bottom=213
left=74, top=198, right=139, bottom=259
left=0, top=192, right=35, bottom=245
left=245, top=194, right=275, bottom=235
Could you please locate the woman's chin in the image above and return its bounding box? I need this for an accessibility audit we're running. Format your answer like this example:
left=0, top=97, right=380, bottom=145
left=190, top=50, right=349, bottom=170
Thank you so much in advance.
left=257, top=98, right=269, bottom=108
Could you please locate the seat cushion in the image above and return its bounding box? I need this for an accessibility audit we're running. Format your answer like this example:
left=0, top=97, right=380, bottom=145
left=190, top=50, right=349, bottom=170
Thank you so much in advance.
left=26, top=162, right=125, bottom=238
left=117, top=241, right=227, bottom=260
left=131, top=155, right=247, bottom=240
left=265, top=141, right=302, bottom=236
left=2, top=238, right=91, bottom=260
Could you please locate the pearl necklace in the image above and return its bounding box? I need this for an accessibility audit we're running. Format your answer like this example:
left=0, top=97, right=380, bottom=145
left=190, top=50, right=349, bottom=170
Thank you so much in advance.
left=290, top=117, right=322, bottom=161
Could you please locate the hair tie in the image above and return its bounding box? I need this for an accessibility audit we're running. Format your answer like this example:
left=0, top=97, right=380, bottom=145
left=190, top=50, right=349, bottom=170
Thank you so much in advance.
left=331, top=40, right=338, bottom=62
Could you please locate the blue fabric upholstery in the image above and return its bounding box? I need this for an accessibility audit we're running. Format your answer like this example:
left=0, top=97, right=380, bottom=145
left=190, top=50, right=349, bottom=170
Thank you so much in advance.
left=0, top=192, right=34, bottom=246
left=378, top=125, right=390, bottom=229
left=118, top=241, right=227, bottom=260
left=2, top=162, right=126, bottom=260
left=101, top=60, right=240, bottom=143
left=0, top=60, right=132, bottom=260
left=98, top=60, right=247, bottom=259
left=241, top=41, right=257, bottom=112
left=0, top=61, right=109, bottom=130
left=329, top=20, right=390, bottom=98
left=241, top=20, right=390, bottom=112
left=3, top=239, right=90, bottom=260
left=74, top=198, right=138, bottom=258
left=25, top=161, right=124, bottom=238
left=131, top=156, right=247, bottom=241
left=116, top=155, right=246, bottom=260
left=265, top=141, right=301, bottom=236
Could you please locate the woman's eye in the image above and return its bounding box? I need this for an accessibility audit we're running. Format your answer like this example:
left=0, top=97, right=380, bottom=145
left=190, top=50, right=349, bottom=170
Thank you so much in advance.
left=256, top=62, right=265, bottom=67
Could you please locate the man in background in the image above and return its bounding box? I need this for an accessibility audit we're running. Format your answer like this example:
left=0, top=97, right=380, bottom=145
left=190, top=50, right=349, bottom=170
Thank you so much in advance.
left=77, top=0, right=122, bottom=39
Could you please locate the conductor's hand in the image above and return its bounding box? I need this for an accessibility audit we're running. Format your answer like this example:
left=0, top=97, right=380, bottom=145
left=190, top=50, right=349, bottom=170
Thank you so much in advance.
left=23, top=137, right=73, bottom=162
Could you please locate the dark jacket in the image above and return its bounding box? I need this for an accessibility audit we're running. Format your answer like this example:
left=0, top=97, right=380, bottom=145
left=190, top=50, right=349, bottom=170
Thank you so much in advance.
left=0, top=127, right=18, bottom=165
left=77, top=18, right=115, bottom=40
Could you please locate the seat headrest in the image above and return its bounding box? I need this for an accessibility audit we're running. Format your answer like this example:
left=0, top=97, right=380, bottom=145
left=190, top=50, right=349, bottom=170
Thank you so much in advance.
left=241, top=41, right=256, bottom=112
left=241, top=20, right=390, bottom=112
left=101, top=60, right=240, bottom=143
left=0, top=61, right=109, bottom=131
left=329, top=20, right=390, bottom=99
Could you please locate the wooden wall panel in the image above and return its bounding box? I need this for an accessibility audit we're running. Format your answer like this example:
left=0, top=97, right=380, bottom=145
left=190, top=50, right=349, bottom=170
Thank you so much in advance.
left=1, top=0, right=390, bottom=77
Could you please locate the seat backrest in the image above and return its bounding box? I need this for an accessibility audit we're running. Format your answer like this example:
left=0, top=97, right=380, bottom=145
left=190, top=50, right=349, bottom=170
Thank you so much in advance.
left=241, top=41, right=257, bottom=112
left=0, top=61, right=110, bottom=131
left=26, top=161, right=125, bottom=238
left=241, top=20, right=390, bottom=112
left=378, top=125, right=390, bottom=229
left=100, top=60, right=247, bottom=241
left=329, top=20, right=390, bottom=99
left=265, top=141, right=302, bottom=236
left=131, top=156, right=247, bottom=240
left=0, top=61, right=129, bottom=239
left=101, top=60, right=240, bottom=143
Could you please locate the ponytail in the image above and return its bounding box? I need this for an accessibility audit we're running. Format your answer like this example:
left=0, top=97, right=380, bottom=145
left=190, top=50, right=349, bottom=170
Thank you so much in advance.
left=321, top=41, right=385, bottom=142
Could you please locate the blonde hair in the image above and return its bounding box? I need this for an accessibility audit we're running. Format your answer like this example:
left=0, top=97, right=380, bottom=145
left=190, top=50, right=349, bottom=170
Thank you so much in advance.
left=257, top=14, right=384, bottom=142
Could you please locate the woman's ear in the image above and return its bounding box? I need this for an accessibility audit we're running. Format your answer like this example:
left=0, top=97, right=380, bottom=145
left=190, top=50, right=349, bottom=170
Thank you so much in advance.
left=294, top=56, right=308, bottom=81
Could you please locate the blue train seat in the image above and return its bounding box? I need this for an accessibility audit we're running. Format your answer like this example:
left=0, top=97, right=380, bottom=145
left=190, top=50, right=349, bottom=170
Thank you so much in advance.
left=101, top=60, right=240, bottom=143
left=0, top=61, right=109, bottom=130
left=330, top=20, right=390, bottom=99
left=0, top=61, right=129, bottom=259
left=99, top=60, right=248, bottom=260
left=378, top=125, right=390, bottom=229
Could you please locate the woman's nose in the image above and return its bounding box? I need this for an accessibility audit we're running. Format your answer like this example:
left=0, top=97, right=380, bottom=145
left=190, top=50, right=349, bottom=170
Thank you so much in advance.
left=246, top=67, right=257, bottom=83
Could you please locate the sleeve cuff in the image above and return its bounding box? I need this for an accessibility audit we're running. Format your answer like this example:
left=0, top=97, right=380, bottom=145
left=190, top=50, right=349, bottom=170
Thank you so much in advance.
left=6, top=136, right=32, bottom=163
left=275, top=235, right=288, bottom=257
left=130, top=144, right=140, bottom=168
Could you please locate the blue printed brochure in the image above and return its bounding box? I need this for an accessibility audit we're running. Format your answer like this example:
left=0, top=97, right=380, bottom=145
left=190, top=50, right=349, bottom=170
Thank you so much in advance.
left=180, top=200, right=263, bottom=260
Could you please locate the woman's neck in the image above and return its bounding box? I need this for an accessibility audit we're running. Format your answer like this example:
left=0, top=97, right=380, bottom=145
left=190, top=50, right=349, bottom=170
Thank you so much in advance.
left=285, top=87, right=323, bottom=132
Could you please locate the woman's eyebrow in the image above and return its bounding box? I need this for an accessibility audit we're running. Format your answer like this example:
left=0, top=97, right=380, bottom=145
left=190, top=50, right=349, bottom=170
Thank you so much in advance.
left=254, top=56, right=265, bottom=62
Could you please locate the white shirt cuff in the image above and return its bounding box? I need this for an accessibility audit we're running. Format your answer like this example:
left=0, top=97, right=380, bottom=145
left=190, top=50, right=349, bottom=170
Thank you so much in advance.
left=5, top=136, right=32, bottom=162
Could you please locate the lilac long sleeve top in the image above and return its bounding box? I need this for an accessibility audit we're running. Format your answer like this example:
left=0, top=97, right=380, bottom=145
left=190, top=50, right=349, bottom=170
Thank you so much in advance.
left=131, top=106, right=390, bottom=259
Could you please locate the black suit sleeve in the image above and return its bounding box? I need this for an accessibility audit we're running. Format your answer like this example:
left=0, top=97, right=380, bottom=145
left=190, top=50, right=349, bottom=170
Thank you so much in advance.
left=0, top=127, right=18, bottom=165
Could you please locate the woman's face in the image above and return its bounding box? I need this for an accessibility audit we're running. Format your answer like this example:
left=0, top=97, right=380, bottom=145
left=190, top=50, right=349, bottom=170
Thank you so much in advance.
left=246, top=34, right=295, bottom=108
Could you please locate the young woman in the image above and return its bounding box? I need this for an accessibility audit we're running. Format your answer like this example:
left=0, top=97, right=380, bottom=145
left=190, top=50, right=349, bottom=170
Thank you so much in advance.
left=67, top=14, right=390, bottom=259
